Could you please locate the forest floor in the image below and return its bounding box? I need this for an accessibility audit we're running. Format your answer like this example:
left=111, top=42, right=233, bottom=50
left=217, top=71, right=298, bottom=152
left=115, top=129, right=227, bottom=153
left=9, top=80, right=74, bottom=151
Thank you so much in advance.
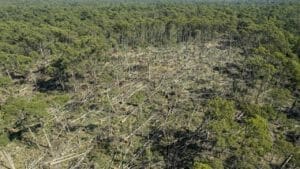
left=1, top=41, right=250, bottom=168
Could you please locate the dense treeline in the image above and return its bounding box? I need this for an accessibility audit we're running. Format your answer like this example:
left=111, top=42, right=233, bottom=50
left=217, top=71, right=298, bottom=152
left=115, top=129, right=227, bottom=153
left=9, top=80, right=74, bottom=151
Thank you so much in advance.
left=1, top=2, right=299, bottom=90
left=0, top=1, right=299, bottom=168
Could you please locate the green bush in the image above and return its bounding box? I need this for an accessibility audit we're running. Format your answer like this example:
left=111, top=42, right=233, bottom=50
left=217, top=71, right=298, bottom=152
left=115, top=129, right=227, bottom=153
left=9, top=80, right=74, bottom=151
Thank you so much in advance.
left=245, top=115, right=272, bottom=156
left=1, top=96, right=48, bottom=127
left=0, top=132, right=9, bottom=146
left=194, top=162, right=212, bottom=169
left=0, top=76, right=12, bottom=87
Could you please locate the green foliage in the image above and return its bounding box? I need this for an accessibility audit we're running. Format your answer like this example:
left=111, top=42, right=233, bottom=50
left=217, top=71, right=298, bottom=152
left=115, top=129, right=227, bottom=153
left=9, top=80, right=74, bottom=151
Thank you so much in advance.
left=245, top=115, right=272, bottom=156
left=0, top=52, right=32, bottom=74
left=193, top=162, right=212, bottom=169
left=0, top=131, right=9, bottom=146
left=207, top=98, right=235, bottom=120
left=247, top=55, right=276, bottom=81
left=47, top=58, right=70, bottom=77
left=0, top=95, right=49, bottom=145
left=0, top=76, right=12, bottom=87
left=241, top=104, right=277, bottom=120
left=266, top=88, right=293, bottom=108
left=226, top=115, right=273, bottom=168
left=290, top=60, right=300, bottom=89
left=0, top=1, right=299, bottom=168
left=293, top=147, right=300, bottom=167
left=50, top=94, right=70, bottom=105
left=1, top=96, right=48, bottom=126
left=205, top=98, right=241, bottom=151
left=194, top=158, right=224, bottom=169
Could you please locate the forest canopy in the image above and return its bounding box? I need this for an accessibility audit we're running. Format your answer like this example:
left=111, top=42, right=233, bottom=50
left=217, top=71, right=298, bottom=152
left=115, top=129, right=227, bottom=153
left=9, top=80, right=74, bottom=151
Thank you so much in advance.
left=0, top=0, right=299, bottom=168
